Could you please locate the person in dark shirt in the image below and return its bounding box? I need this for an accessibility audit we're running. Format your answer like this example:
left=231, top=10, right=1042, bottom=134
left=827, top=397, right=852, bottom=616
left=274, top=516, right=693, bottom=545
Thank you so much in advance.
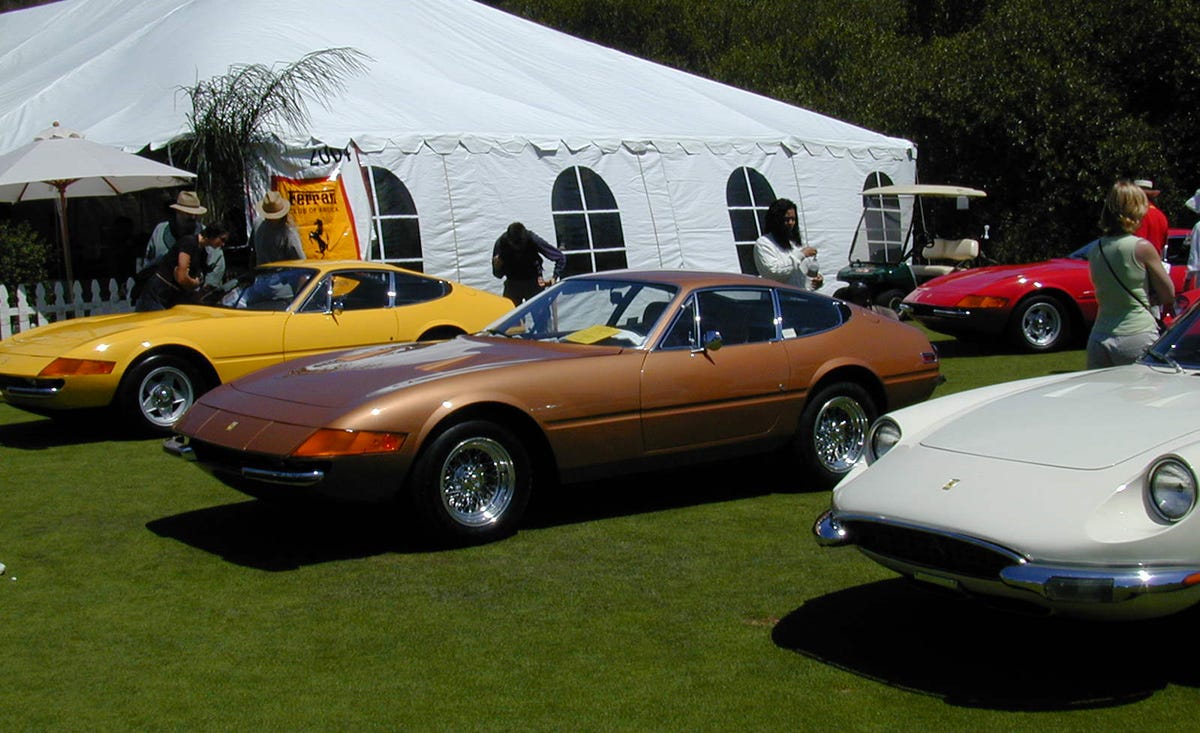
left=134, top=222, right=230, bottom=311
left=491, top=222, right=566, bottom=304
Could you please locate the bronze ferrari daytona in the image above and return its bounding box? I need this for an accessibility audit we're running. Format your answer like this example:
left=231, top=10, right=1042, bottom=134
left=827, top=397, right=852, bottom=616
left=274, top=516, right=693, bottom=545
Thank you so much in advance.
left=166, top=270, right=941, bottom=543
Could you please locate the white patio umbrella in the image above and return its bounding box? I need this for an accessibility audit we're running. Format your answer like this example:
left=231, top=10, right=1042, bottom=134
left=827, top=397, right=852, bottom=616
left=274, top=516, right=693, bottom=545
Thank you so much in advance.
left=0, top=122, right=196, bottom=285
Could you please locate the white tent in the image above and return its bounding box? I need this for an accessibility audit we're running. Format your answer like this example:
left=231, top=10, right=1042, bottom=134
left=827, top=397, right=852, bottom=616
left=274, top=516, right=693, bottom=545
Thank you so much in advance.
left=0, top=0, right=916, bottom=291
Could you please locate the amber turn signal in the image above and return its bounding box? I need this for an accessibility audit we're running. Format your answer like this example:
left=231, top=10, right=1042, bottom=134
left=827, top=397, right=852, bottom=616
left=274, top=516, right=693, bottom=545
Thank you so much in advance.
left=292, top=428, right=406, bottom=457
left=954, top=295, right=1008, bottom=309
left=38, top=358, right=117, bottom=376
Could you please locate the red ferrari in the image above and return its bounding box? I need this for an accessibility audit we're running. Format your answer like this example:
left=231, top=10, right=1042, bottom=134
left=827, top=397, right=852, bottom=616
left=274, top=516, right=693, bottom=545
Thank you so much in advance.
left=901, top=228, right=1191, bottom=352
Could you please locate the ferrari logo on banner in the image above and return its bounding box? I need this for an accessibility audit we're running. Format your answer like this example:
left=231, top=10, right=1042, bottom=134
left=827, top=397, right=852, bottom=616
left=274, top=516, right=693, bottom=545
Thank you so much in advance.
left=272, top=176, right=360, bottom=260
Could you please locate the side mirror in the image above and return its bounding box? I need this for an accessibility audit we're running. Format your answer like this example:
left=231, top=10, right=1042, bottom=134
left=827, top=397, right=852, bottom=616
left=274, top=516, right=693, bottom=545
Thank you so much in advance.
left=701, top=330, right=723, bottom=352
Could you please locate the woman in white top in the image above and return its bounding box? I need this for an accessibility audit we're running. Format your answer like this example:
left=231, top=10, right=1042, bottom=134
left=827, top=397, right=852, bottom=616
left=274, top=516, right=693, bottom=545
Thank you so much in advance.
left=754, top=198, right=823, bottom=290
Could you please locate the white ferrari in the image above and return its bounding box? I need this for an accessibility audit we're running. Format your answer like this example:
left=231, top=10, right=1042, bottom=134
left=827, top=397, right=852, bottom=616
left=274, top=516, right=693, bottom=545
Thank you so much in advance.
left=815, top=305, right=1200, bottom=620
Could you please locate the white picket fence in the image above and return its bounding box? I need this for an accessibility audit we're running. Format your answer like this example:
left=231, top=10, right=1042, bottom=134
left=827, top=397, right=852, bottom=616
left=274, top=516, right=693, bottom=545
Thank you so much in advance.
left=1, top=278, right=136, bottom=339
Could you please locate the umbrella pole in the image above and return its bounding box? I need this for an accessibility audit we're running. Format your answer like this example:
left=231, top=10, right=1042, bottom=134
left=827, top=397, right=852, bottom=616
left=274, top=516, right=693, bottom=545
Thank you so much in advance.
left=54, top=187, right=75, bottom=298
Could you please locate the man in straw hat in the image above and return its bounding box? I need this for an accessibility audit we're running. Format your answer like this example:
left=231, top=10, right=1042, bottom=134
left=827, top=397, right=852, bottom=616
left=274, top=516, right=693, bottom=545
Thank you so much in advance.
left=1134, top=178, right=1169, bottom=258
left=140, top=190, right=225, bottom=288
left=252, top=190, right=305, bottom=266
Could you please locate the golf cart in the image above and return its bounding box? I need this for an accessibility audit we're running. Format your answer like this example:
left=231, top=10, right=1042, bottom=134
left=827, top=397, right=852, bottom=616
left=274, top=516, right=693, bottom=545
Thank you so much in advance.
left=834, top=184, right=988, bottom=311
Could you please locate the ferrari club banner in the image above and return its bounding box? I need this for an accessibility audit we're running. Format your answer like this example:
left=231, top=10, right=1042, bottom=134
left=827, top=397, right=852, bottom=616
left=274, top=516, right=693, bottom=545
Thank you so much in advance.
left=272, top=176, right=361, bottom=260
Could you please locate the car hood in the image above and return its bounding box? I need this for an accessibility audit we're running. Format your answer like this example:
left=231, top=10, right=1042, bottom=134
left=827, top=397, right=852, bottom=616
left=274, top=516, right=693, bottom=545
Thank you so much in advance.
left=226, top=334, right=623, bottom=409
left=0, top=306, right=245, bottom=356
left=920, top=366, right=1200, bottom=469
left=906, top=258, right=1079, bottom=302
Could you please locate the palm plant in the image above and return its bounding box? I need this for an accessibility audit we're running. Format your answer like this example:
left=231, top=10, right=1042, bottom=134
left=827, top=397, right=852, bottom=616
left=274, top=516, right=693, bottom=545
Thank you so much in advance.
left=176, top=47, right=371, bottom=236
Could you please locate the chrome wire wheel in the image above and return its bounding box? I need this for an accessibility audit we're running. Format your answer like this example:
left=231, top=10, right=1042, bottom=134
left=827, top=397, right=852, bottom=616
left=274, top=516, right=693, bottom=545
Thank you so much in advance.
left=438, top=436, right=517, bottom=528
left=137, top=364, right=196, bottom=428
left=812, top=395, right=870, bottom=474
left=1020, top=300, right=1063, bottom=349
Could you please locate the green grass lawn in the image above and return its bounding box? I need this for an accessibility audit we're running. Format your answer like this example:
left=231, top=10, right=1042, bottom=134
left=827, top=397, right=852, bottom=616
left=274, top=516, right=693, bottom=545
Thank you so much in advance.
left=1, top=332, right=1197, bottom=732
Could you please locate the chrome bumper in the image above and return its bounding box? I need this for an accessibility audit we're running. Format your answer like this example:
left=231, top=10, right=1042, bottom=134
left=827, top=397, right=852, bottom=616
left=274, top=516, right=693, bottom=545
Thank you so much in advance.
left=162, top=435, right=326, bottom=487
left=814, top=509, right=1200, bottom=607
left=1000, top=563, right=1200, bottom=604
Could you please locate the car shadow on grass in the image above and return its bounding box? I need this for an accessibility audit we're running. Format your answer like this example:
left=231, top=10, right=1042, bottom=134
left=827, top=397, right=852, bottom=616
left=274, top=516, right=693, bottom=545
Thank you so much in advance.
left=773, top=578, right=1200, bottom=710
left=0, top=412, right=151, bottom=448
left=146, top=454, right=809, bottom=570
left=524, top=455, right=796, bottom=529
left=145, top=499, right=448, bottom=571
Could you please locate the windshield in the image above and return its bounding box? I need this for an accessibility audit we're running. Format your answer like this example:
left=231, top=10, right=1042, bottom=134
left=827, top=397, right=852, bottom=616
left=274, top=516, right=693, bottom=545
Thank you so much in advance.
left=212, top=266, right=319, bottom=311
left=1143, top=302, right=1200, bottom=370
left=1067, top=240, right=1098, bottom=260
left=485, top=278, right=678, bottom=348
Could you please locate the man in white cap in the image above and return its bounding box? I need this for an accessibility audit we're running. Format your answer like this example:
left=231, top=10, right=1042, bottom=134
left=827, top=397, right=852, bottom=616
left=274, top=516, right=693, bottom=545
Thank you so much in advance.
left=1134, top=178, right=1169, bottom=258
left=252, top=190, right=305, bottom=266
left=1185, top=188, right=1200, bottom=291
left=140, top=189, right=225, bottom=290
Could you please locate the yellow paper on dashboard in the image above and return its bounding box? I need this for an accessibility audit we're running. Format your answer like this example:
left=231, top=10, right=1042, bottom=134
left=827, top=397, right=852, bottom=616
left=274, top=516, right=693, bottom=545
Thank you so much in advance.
left=562, top=325, right=620, bottom=344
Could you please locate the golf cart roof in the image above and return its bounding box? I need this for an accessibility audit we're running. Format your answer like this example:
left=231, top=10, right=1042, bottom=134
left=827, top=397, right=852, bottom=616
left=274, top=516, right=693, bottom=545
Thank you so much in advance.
left=863, top=184, right=987, bottom=198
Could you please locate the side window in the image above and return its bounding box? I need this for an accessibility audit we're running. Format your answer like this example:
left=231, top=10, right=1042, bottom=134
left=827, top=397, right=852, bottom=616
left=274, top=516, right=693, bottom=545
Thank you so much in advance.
left=366, top=166, right=423, bottom=272
left=863, top=172, right=901, bottom=262
left=394, top=272, right=449, bottom=305
left=661, top=296, right=699, bottom=350
left=695, top=288, right=776, bottom=346
left=552, top=166, right=627, bottom=277
left=778, top=290, right=843, bottom=338
left=303, top=270, right=393, bottom=312
left=726, top=167, right=777, bottom=275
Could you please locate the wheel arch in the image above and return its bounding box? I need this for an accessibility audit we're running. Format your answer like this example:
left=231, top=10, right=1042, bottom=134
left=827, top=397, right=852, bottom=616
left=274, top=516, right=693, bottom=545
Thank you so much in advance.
left=116, top=344, right=220, bottom=401
left=806, top=364, right=887, bottom=415
left=417, top=324, right=467, bottom=341
left=413, top=401, right=559, bottom=487
left=1010, top=287, right=1085, bottom=334
left=1006, top=287, right=1084, bottom=350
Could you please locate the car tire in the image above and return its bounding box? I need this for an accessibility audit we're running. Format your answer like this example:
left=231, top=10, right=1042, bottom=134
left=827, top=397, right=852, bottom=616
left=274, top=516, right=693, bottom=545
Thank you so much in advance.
left=410, top=420, right=532, bottom=544
left=117, top=354, right=206, bottom=434
left=874, top=288, right=908, bottom=313
left=796, top=382, right=876, bottom=489
left=1009, top=294, right=1068, bottom=352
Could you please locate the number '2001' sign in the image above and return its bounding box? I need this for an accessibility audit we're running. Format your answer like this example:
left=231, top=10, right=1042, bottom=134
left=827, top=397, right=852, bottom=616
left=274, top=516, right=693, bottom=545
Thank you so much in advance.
left=309, top=146, right=352, bottom=166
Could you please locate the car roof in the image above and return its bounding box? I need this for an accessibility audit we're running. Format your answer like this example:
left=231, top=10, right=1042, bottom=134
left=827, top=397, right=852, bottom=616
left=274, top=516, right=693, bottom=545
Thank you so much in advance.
left=262, top=259, right=438, bottom=277
left=570, top=269, right=791, bottom=290
left=862, top=184, right=987, bottom=198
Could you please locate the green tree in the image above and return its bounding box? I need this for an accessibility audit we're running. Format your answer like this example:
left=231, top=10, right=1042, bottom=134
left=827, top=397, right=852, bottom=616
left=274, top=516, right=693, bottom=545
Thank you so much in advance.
left=0, top=219, right=52, bottom=286
left=175, top=48, right=371, bottom=235
left=486, top=0, right=1200, bottom=263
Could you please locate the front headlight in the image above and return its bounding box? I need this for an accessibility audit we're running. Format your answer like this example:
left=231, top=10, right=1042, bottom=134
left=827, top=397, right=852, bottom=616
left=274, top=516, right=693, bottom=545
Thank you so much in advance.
left=866, top=417, right=902, bottom=463
left=1147, top=457, right=1197, bottom=522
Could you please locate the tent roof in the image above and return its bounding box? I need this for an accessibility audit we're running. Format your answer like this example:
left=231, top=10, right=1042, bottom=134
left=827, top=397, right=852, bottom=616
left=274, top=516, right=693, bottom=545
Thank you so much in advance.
left=0, top=0, right=915, bottom=160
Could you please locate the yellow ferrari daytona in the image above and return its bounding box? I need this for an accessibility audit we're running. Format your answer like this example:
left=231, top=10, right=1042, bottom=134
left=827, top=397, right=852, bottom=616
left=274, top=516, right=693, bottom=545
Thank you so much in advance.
left=0, top=261, right=513, bottom=433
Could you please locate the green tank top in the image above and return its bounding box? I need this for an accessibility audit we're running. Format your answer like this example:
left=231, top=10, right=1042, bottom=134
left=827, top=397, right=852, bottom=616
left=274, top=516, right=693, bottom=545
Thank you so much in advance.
left=1088, top=233, right=1155, bottom=336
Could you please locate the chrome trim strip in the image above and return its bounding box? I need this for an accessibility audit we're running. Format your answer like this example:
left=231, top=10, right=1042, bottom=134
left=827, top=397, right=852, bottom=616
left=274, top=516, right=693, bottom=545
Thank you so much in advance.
left=241, top=466, right=325, bottom=486
left=1001, top=563, right=1200, bottom=602
left=161, top=436, right=196, bottom=462
left=2, top=386, right=59, bottom=398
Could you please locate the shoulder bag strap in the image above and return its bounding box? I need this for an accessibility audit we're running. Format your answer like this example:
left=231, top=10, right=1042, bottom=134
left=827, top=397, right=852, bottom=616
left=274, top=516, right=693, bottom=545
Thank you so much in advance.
left=1097, top=238, right=1155, bottom=317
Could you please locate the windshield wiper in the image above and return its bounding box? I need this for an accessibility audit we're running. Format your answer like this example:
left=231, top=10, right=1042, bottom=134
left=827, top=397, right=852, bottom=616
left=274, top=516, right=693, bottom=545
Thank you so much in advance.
left=1142, top=347, right=1182, bottom=373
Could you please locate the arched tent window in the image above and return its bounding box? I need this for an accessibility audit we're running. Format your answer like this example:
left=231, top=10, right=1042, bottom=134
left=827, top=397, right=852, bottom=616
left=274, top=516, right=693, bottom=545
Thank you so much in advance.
left=726, top=167, right=777, bottom=274
left=862, top=172, right=901, bottom=262
left=551, top=166, right=626, bottom=277
left=365, top=166, right=423, bottom=272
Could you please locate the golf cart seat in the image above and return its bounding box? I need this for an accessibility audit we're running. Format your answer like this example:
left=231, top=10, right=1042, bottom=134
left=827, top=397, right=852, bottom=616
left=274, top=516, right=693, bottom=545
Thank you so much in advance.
left=910, top=237, right=979, bottom=279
